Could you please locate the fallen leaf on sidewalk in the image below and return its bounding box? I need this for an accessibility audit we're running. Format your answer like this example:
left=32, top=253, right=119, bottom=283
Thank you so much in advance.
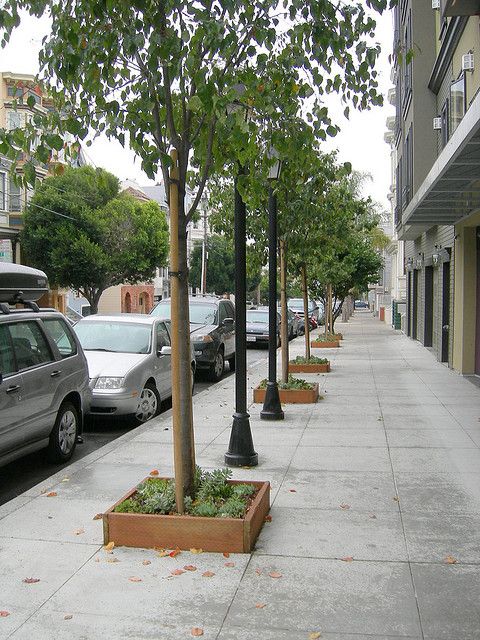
left=393, top=496, right=399, bottom=502
left=191, top=628, right=204, bottom=637
left=255, top=568, right=262, bottom=576
left=64, top=615, right=73, bottom=620
left=255, top=603, right=267, bottom=609
left=142, top=560, right=151, bottom=566
left=128, top=576, right=142, bottom=582
left=23, top=578, right=40, bottom=584
left=106, top=557, right=119, bottom=563
left=264, top=515, right=272, bottom=522
left=73, top=528, right=85, bottom=536
left=309, top=633, right=322, bottom=639
left=202, top=571, right=215, bottom=577
left=223, top=552, right=230, bottom=558
left=171, top=569, right=185, bottom=576
left=340, top=557, right=353, bottom=562
left=190, top=548, right=203, bottom=554
left=150, top=469, right=159, bottom=476
left=156, top=548, right=169, bottom=557
left=46, top=492, right=57, bottom=497
left=92, top=513, right=103, bottom=520
left=169, top=548, right=181, bottom=557
left=0, top=611, right=10, bottom=617
left=444, top=555, right=458, bottom=564
left=339, top=503, right=350, bottom=510
left=369, top=514, right=377, bottom=519
left=224, top=562, right=235, bottom=568
left=104, top=542, right=115, bottom=552
left=61, top=477, right=70, bottom=482
left=268, top=571, right=282, bottom=578
left=184, top=565, right=197, bottom=571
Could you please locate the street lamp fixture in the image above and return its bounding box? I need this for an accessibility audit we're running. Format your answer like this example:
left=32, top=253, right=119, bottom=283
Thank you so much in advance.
left=225, top=85, right=258, bottom=467
left=261, top=148, right=284, bottom=421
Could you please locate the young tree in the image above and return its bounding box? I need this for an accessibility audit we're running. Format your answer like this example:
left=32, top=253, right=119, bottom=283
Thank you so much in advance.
left=22, top=166, right=169, bottom=313
left=0, top=0, right=394, bottom=510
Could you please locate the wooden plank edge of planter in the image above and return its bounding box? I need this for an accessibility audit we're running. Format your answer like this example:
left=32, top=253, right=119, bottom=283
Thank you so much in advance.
left=310, top=340, right=340, bottom=348
left=253, top=382, right=319, bottom=404
left=103, top=478, right=270, bottom=553
left=288, top=362, right=330, bottom=373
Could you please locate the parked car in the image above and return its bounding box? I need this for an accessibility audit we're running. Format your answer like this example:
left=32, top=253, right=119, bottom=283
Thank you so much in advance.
left=287, top=298, right=322, bottom=330
left=246, top=308, right=281, bottom=347
left=355, top=299, right=369, bottom=309
left=0, top=263, right=90, bottom=467
left=151, top=296, right=235, bottom=382
left=278, top=306, right=300, bottom=340
left=74, top=314, right=196, bottom=423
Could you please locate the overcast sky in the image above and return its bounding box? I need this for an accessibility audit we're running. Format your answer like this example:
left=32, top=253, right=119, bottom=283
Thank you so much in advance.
left=1, top=8, right=394, bottom=210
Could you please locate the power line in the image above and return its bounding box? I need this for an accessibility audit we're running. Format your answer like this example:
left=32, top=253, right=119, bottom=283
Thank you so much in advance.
left=0, top=188, right=81, bottom=223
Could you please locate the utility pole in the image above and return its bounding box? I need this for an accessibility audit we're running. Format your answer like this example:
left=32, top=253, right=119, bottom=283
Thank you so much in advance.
left=200, top=204, right=207, bottom=295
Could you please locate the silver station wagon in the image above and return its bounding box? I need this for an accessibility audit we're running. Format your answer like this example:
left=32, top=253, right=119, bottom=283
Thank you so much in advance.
left=0, top=263, right=90, bottom=467
left=74, top=315, right=196, bottom=423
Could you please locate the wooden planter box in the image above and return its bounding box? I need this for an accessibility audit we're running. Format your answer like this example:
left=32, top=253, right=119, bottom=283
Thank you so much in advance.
left=253, top=383, right=319, bottom=404
left=311, top=340, right=340, bottom=348
left=103, top=478, right=270, bottom=553
left=331, top=333, right=343, bottom=340
left=288, top=361, right=330, bottom=373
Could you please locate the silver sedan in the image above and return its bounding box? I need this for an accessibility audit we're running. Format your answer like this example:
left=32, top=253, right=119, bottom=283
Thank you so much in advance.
left=74, top=315, right=195, bottom=423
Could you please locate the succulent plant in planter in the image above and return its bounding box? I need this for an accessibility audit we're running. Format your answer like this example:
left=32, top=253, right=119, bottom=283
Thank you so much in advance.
left=104, top=467, right=270, bottom=553
left=288, top=355, right=331, bottom=373
left=254, top=375, right=320, bottom=404
left=290, top=355, right=329, bottom=364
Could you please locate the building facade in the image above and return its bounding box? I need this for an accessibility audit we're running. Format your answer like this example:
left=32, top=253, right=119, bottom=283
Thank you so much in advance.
left=393, top=0, right=480, bottom=373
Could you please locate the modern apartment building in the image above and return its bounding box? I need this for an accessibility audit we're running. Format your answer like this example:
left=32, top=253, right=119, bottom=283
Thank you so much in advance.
left=393, top=0, right=480, bottom=374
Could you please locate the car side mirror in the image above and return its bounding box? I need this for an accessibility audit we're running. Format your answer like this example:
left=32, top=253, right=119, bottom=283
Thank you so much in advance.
left=159, top=345, right=172, bottom=356
left=223, top=317, right=234, bottom=327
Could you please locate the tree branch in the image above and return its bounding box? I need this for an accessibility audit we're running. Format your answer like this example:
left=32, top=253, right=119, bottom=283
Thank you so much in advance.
left=186, top=115, right=216, bottom=224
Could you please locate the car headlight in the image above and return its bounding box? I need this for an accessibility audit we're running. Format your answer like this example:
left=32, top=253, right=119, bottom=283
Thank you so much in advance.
left=95, top=377, right=124, bottom=389
left=194, top=335, right=214, bottom=343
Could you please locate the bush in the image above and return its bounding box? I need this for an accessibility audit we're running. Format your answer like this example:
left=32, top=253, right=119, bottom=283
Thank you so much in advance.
left=290, top=355, right=329, bottom=364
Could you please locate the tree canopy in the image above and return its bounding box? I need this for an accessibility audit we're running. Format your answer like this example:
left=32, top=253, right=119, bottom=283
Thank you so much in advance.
left=21, top=166, right=169, bottom=312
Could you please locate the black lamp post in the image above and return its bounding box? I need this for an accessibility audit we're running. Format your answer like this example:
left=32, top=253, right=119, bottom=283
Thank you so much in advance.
left=225, top=89, right=258, bottom=467
left=261, top=153, right=284, bottom=420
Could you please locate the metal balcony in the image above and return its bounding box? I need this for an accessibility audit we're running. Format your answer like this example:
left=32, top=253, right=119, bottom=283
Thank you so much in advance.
left=443, top=0, right=480, bottom=16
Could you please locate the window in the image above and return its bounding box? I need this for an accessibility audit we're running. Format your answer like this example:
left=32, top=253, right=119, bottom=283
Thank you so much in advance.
left=9, top=321, right=54, bottom=370
left=9, top=178, right=21, bottom=212
left=7, top=86, right=23, bottom=101
left=402, top=10, right=413, bottom=112
left=402, top=125, right=413, bottom=209
left=156, top=322, right=171, bottom=350
left=219, top=303, right=228, bottom=323
left=6, top=110, right=23, bottom=131
left=0, top=325, right=16, bottom=377
left=441, top=99, right=449, bottom=148
left=0, top=173, right=5, bottom=211
left=450, top=73, right=466, bottom=135
left=42, top=319, right=77, bottom=359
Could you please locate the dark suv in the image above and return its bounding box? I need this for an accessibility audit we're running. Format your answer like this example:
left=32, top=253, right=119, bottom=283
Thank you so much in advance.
left=0, top=263, right=90, bottom=467
left=151, top=296, right=235, bottom=381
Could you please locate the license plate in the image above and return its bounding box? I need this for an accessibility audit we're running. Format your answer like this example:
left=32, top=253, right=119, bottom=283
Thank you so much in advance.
left=246, top=336, right=256, bottom=342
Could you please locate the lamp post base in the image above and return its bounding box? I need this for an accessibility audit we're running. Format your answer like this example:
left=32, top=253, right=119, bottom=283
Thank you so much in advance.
left=260, top=381, right=285, bottom=420
left=225, top=412, right=258, bottom=467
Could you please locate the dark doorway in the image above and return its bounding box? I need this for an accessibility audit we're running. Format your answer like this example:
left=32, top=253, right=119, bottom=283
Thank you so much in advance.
left=412, top=269, right=418, bottom=340
left=476, top=231, right=480, bottom=373
left=442, top=261, right=450, bottom=363
left=407, top=271, right=412, bottom=337
left=424, top=266, right=434, bottom=347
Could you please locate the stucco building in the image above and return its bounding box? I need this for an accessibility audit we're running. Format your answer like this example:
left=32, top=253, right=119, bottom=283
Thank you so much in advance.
left=393, top=0, right=480, bottom=373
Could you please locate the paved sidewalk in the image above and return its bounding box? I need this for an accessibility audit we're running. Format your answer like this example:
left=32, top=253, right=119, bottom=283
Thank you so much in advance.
left=1, top=312, right=480, bottom=639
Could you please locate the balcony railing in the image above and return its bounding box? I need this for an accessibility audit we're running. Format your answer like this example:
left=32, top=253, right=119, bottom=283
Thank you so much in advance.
left=443, top=0, right=480, bottom=15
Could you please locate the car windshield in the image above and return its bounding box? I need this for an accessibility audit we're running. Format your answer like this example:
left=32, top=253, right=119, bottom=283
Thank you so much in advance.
left=74, top=321, right=152, bottom=354
left=288, top=299, right=314, bottom=312
left=152, top=301, right=217, bottom=325
left=247, top=311, right=269, bottom=324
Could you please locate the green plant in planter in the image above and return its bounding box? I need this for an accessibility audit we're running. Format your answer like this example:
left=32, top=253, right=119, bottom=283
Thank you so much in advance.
left=314, top=333, right=338, bottom=342
left=114, top=468, right=256, bottom=518
left=259, top=375, right=315, bottom=390
left=290, top=355, right=329, bottom=364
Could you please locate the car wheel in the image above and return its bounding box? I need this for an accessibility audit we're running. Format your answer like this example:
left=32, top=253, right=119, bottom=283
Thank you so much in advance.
left=208, top=348, right=224, bottom=382
left=135, top=383, right=160, bottom=424
left=47, top=401, right=78, bottom=463
left=227, top=354, right=235, bottom=372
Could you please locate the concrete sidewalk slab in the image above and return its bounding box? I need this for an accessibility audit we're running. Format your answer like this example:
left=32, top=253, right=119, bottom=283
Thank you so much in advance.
left=2, top=313, right=480, bottom=639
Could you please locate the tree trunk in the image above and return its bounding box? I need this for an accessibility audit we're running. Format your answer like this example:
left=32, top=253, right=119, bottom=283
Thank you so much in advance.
left=169, top=149, right=195, bottom=514
left=301, top=264, right=310, bottom=360
left=279, top=239, right=289, bottom=384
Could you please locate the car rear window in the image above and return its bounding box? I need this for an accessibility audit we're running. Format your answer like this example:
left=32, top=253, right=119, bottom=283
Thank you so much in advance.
left=43, top=318, right=78, bottom=359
